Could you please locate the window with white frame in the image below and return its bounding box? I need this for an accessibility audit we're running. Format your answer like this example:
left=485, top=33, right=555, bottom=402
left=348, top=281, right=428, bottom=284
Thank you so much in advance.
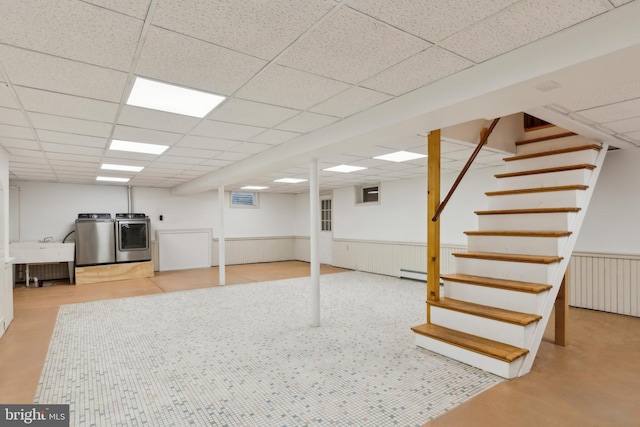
left=231, top=191, right=258, bottom=208
left=356, top=184, right=380, bottom=204
left=321, top=199, right=332, bottom=231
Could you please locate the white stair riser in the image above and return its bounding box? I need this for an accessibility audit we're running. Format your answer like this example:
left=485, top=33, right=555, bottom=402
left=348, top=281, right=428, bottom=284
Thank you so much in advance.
left=454, top=257, right=557, bottom=283
left=487, top=190, right=584, bottom=210
left=467, top=235, right=568, bottom=256
left=515, top=135, right=597, bottom=156
left=478, top=212, right=577, bottom=232
left=496, top=169, right=592, bottom=191
left=505, top=149, right=599, bottom=173
left=414, top=334, right=521, bottom=379
left=430, top=306, right=536, bottom=348
left=443, top=281, right=547, bottom=313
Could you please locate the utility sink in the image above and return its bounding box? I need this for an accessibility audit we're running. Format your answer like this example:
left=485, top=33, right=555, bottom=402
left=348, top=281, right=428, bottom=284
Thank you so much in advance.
left=10, top=242, right=75, bottom=263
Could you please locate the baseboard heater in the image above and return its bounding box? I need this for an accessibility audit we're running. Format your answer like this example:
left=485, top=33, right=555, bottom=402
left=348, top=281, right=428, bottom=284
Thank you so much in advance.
left=399, top=269, right=443, bottom=287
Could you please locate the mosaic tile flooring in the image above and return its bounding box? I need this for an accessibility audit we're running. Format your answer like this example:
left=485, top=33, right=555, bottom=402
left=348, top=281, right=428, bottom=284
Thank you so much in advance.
left=35, top=272, right=502, bottom=426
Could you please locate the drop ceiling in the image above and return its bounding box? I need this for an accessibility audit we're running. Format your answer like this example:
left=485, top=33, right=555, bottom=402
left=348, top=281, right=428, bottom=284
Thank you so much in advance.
left=0, top=0, right=639, bottom=194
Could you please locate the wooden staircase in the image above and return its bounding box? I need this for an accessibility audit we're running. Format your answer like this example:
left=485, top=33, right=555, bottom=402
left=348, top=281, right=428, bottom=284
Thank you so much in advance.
left=412, top=131, right=608, bottom=379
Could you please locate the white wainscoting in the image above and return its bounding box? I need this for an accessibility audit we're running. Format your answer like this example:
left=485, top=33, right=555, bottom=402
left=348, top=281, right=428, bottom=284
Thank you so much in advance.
left=157, top=229, right=212, bottom=272
left=211, top=237, right=296, bottom=266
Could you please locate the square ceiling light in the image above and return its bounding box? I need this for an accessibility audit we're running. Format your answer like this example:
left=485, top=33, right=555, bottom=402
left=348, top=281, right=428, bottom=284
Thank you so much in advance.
left=127, top=77, right=226, bottom=118
left=109, top=140, right=169, bottom=155
left=274, top=178, right=308, bottom=183
left=374, top=150, right=427, bottom=162
left=241, top=185, right=268, bottom=190
left=96, top=176, right=130, bottom=183
left=101, top=163, right=144, bottom=172
left=323, top=165, right=367, bottom=173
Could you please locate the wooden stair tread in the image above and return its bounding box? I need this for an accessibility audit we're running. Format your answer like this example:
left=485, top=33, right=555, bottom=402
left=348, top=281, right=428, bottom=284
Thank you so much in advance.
left=485, top=185, right=587, bottom=196
left=515, top=132, right=577, bottom=146
left=429, top=298, right=541, bottom=326
left=465, top=230, right=572, bottom=237
left=452, top=251, right=562, bottom=264
left=411, top=323, right=529, bottom=362
left=475, top=207, right=580, bottom=215
left=504, top=144, right=602, bottom=162
left=496, top=164, right=595, bottom=179
left=441, top=273, right=552, bottom=293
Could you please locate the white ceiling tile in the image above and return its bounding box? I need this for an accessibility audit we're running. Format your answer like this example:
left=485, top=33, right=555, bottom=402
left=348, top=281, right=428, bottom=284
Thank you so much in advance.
left=45, top=152, right=101, bottom=163
left=439, top=0, right=608, bottom=63
left=40, top=142, right=104, bottom=156
left=0, top=124, right=33, bottom=140
left=177, top=136, right=240, bottom=151
left=207, top=99, right=300, bottom=128
left=118, top=106, right=199, bottom=134
left=276, top=112, right=340, bottom=133
left=0, top=106, right=28, bottom=127
left=573, top=98, right=640, bottom=123
left=136, top=26, right=266, bottom=96
left=611, top=0, right=634, bottom=5
left=9, top=155, right=49, bottom=165
left=346, top=0, right=520, bottom=42
left=154, top=156, right=203, bottom=165
left=277, top=7, right=429, bottom=84
left=152, top=0, right=336, bottom=60
left=0, top=0, right=142, bottom=70
left=165, top=147, right=221, bottom=159
left=249, top=129, right=301, bottom=145
left=228, top=142, right=272, bottom=154
left=215, top=151, right=252, bottom=161
left=191, top=120, right=266, bottom=141
left=49, top=159, right=101, bottom=168
left=28, top=113, right=112, bottom=137
left=82, top=0, right=151, bottom=19
left=362, top=47, right=473, bottom=96
left=0, top=85, right=20, bottom=109
left=0, top=138, right=39, bottom=150
left=15, top=86, right=118, bottom=123
left=6, top=148, right=44, bottom=158
left=36, top=130, right=108, bottom=148
left=556, top=82, right=640, bottom=112
left=103, top=151, right=158, bottom=162
left=601, top=116, right=640, bottom=134
left=200, top=159, right=232, bottom=168
left=0, top=46, right=128, bottom=102
left=622, top=130, right=640, bottom=141
left=236, top=64, right=350, bottom=110
left=310, top=87, right=392, bottom=117
left=112, top=125, right=182, bottom=145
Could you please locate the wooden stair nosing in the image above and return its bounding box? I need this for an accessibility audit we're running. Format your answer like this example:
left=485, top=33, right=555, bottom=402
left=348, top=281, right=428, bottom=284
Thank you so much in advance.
left=485, top=185, right=588, bottom=197
left=464, top=230, right=572, bottom=238
left=452, top=251, right=563, bottom=264
left=515, top=132, right=577, bottom=146
left=475, top=207, right=580, bottom=215
left=412, top=323, right=529, bottom=363
left=504, top=144, right=602, bottom=162
left=495, top=164, right=596, bottom=179
left=429, top=297, right=541, bottom=326
left=441, top=273, right=552, bottom=294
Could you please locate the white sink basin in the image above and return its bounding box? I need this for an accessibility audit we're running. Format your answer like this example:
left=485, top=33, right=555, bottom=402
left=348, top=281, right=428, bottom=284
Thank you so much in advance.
left=10, top=242, right=75, bottom=263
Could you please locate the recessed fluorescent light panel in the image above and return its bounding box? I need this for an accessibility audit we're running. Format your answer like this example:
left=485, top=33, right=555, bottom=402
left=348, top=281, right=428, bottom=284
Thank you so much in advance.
left=96, top=176, right=130, bottom=183
left=101, top=164, right=144, bottom=172
left=323, top=165, right=367, bottom=173
left=241, top=186, right=268, bottom=190
left=274, top=178, right=308, bottom=184
left=109, top=140, right=169, bottom=155
left=127, top=77, right=226, bottom=118
left=374, top=150, right=427, bottom=162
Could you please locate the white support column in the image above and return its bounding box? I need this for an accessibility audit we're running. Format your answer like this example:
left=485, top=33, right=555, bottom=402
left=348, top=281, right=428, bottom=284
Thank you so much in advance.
left=218, top=184, right=226, bottom=286
left=310, top=158, right=320, bottom=327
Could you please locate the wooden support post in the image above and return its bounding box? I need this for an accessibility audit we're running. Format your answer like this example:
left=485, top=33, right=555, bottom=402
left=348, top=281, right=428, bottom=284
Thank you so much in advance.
left=555, top=264, right=570, bottom=346
left=427, top=129, right=441, bottom=323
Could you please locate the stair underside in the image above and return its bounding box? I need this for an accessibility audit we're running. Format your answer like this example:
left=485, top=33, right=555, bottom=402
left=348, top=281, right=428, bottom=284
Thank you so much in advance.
left=464, top=230, right=572, bottom=237
left=495, top=164, right=595, bottom=179
left=504, top=144, right=602, bottom=162
left=453, top=251, right=562, bottom=264
left=515, top=132, right=576, bottom=146
left=412, top=323, right=529, bottom=363
left=441, top=273, right=552, bottom=293
left=485, top=185, right=587, bottom=196
left=475, top=207, right=580, bottom=215
left=429, top=297, right=541, bottom=325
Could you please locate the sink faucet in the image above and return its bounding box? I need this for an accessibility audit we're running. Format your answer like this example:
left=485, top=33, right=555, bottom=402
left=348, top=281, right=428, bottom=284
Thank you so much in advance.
left=42, top=236, right=53, bottom=243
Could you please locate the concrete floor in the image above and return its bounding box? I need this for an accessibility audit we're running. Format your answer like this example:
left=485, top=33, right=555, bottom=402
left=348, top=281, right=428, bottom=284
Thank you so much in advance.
left=1, top=261, right=639, bottom=426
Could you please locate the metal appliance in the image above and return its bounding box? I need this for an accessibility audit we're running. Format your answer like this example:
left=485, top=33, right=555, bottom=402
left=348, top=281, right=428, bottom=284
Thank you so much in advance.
left=75, top=213, right=116, bottom=266
left=115, top=213, right=151, bottom=263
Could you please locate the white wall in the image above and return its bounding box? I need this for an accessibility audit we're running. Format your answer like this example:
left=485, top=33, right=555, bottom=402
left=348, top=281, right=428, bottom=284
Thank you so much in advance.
left=577, top=149, right=640, bottom=255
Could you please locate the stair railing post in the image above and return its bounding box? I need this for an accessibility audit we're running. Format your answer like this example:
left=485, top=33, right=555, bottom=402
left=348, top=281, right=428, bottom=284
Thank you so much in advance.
left=427, top=129, right=441, bottom=323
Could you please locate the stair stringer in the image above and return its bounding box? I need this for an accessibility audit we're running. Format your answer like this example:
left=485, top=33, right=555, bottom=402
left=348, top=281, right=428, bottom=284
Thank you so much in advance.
left=516, top=142, right=608, bottom=377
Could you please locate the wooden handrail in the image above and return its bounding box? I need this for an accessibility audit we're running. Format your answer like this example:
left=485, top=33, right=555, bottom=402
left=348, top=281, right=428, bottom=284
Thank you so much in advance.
left=431, top=117, right=500, bottom=222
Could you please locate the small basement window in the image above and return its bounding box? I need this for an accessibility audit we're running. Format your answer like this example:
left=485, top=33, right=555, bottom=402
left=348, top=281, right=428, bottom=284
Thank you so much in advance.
left=356, top=184, right=380, bottom=204
left=231, top=191, right=258, bottom=208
